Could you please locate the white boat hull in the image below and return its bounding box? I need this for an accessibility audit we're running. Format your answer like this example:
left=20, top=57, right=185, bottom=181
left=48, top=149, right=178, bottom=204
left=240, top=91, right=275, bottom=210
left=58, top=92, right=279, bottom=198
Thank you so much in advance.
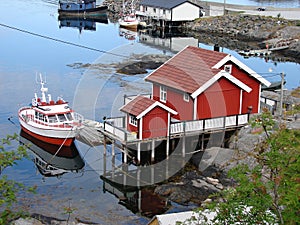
left=18, top=108, right=81, bottom=146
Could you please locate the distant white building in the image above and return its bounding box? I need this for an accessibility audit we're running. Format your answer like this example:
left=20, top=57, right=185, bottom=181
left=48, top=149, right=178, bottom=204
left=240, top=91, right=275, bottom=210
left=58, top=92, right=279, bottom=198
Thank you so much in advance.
left=136, top=0, right=205, bottom=22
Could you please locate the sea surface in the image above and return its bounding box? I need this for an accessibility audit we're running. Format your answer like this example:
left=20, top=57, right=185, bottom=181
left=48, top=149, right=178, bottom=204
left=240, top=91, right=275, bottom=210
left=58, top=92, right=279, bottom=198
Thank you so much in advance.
left=0, top=0, right=300, bottom=224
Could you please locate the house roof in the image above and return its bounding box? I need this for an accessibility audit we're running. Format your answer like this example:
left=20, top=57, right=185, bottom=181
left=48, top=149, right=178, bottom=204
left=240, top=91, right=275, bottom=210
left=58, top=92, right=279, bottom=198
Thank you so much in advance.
left=147, top=210, right=217, bottom=225
left=120, top=95, right=177, bottom=119
left=139, top=0, right=201, bottom=9
left=145, top=46, right=271, bottom=98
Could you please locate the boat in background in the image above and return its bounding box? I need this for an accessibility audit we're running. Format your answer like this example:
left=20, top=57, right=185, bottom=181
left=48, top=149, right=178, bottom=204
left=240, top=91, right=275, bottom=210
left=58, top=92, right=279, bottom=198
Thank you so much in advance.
left=19, top=130, right=85, bottom=177
left=118, top=0, right=139, bottom=30
left=58, top=0, right=108, bottom=18
left=119, top=13, right=139, bottom=30
left=18, top=74, right=84, bottom=147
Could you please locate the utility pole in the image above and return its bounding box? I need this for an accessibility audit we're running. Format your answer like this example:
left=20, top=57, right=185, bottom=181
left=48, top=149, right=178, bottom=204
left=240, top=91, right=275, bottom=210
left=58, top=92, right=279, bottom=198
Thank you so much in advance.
left=279, top=72, right=285, bottom=117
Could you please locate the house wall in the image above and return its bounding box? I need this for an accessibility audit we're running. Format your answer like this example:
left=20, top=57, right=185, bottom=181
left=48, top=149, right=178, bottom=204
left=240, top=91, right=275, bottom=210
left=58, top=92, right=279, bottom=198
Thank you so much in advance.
left=139, top=5, right=171, bottom=20
left=221, top=64, right=260, bottom=113
left=196, top=77, right=241, bottom=119
left=126, top=115, right=139, bottom=135
left=152, top=84, right=193, bottom=121
left=142, top=107, right=169, bottom=139
left=172, top=2, right=200, bottom=21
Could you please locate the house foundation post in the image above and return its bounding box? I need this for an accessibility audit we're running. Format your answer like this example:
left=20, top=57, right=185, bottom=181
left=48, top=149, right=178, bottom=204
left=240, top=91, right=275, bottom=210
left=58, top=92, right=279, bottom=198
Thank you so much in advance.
left=123, top=145, right=128, bottom=164
left=137, top=142, right=141, bottom=164
left=166, top=138, right=170, bottom=159
left=151, top=139, right=155, bottom=163
left=111, top=140, right=115, bottom=156
left=103, top=135, right=107, bottom=155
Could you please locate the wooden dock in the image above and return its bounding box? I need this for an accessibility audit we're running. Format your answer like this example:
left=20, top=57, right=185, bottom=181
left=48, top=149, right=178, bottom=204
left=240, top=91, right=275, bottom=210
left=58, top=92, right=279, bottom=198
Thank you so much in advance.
left=76, top=119, right=104, bottom=146
left=99, top=114, right=249, bottom=165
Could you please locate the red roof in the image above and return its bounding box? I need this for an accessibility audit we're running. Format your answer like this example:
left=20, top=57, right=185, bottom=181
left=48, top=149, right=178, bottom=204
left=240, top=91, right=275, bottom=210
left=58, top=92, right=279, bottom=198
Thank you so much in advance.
left=145, top=46, right=227, bottom=94
left=120, top=95, right=177, bottom=118
left=120, top=96, right=156, bottom=116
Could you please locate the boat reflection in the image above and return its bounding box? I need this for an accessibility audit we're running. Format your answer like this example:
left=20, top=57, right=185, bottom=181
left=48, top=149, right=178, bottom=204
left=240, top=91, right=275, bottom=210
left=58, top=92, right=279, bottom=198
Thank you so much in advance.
left=119, top=27, right=137, bottom=41
left=19, top=130, right=85, bottom=177
left=58, top=15, right=108, bottom=33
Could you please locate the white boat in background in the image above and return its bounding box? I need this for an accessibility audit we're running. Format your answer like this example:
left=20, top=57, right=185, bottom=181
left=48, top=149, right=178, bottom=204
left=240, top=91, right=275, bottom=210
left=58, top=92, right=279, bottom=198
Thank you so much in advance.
left=119, top=13, right=139, bottom=30
left=18, top=74, right=83, bottom=147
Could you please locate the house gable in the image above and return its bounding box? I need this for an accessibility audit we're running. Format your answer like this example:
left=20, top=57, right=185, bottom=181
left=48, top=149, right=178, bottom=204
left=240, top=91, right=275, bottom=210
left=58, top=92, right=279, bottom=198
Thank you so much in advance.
left=196, top=77, right=242, bottom=119
left=191, top=70, right=252, bottom=99
left=213, top=54, right=271, bottom=87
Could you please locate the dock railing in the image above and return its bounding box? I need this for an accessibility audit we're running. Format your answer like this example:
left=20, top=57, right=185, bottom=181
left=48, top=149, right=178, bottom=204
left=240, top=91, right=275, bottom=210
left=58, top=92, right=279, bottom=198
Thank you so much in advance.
left=104, top=116, right=137, bottom=142
left=170, top=114, right=249, bottom=135
left=103, top=114, right=249, bottom=142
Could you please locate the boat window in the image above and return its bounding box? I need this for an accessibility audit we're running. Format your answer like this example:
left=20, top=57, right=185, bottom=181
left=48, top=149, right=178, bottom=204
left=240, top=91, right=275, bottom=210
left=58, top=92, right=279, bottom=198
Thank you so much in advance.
left=57, top=114, right=67, bottom=122
left=48, top=115, right=58, bottom=123
left=65, top=113, right=73, bottom=121
left=35, top=111, right=45, bottom=121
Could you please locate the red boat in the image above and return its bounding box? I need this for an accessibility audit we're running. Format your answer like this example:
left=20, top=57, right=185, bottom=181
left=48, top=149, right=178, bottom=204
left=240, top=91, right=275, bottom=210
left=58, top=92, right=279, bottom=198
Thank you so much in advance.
left=18, top=74, right=83, bottom=146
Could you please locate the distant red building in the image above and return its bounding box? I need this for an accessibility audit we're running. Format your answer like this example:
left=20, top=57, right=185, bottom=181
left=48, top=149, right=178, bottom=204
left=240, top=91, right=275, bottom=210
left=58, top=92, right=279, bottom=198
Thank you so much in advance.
left=120, top=46, right=271, bottom=140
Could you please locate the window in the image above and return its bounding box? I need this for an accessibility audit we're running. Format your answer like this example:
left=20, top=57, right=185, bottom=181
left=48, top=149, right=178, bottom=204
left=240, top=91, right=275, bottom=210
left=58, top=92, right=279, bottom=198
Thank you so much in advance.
left=224, top=64, right=232, bottom=74
left=183, top=93, right=189, bottom=102
left=153, top=8, right=156, bottom=13
left=129, top=115, right=137, bottom=127
left=160, top=86, right=167, bottom=103
left=57, top=114, right=67, bottom=122
left=163, top=9, right=166, bottom=14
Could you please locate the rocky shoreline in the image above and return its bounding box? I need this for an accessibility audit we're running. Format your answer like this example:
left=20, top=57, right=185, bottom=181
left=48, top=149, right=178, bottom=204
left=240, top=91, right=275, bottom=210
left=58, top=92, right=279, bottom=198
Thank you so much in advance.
left=103, top=0, right=300, bottom=62
left=185, top=14, right=300, bottom=61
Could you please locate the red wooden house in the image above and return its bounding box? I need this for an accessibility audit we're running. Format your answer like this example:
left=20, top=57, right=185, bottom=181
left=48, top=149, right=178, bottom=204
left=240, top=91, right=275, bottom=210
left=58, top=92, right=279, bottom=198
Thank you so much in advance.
left=119, top=46, right=271, bottom=140
left=120, top=95, right=177, bottom=139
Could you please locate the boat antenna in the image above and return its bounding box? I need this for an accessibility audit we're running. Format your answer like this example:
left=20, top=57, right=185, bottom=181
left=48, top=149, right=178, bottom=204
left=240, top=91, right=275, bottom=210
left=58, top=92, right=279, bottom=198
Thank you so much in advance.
left=39, top=73, right=48, bottom=103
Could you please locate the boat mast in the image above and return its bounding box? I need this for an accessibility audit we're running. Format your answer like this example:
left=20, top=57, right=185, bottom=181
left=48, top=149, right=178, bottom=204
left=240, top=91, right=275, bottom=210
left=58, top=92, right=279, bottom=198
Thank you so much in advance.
left=39, top=74, right=48, bottom=103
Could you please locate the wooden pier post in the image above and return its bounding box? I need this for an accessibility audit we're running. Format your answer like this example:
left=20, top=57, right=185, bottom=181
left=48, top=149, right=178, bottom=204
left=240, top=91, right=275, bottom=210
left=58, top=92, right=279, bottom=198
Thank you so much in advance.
left=166, top=138, right=170, bottom=159
left=123, top=145, right=128, bottom=163
left=111, top=141, right=115, bottom=156
left=137, top=142, right=141, bottom=164
left=103, top=136, right=107, bottom=155
left=103, top=152, right=106, bottom=176
left=151, top=139, right=155, bottom=162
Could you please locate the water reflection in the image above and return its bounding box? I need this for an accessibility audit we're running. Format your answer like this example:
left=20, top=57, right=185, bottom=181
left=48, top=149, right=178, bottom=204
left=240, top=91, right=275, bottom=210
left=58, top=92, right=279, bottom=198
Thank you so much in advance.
left=119, top=27, right=138, bottom=41
left=139, top=29, right=199, bottom=53
left=58, top=15, right=108, bottom=33
left=19, top=130, right=85, bottom=177
left=101, top=173, right=170, bottom=218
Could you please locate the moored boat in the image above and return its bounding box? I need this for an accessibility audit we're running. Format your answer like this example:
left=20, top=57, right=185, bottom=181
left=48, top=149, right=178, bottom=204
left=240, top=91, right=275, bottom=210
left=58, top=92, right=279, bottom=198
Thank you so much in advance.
left=18, top=74, right=83, bottom=147
left=119, top=13, right=139, bottom=30
left=58, top=0, right=108, bottom=18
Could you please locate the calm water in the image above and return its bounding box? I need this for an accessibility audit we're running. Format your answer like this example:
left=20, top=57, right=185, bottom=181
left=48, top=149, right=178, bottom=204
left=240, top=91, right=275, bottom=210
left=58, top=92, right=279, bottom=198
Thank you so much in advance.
left=0, top=0, right=300, bottom=224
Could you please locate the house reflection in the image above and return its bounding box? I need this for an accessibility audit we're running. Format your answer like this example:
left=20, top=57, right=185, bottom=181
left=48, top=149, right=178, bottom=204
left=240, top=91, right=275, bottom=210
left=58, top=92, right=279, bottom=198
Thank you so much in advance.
left=58, top=15, right=108, bottom=33
left=19, top=130, right=85, bottom=177
left=138, top=29, right=199, bottom=53
left=100, top=154, right=173, bottom=217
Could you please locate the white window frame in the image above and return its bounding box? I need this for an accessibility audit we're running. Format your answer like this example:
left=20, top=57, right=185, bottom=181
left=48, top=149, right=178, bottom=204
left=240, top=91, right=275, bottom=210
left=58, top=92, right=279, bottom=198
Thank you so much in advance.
left=160, top=85, right=167, bottom=103
left=183, top=92, right=189, bottom=102
left=129, top=115, right=137, bottom=127
left=224, top=64, right=232, bottom=74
